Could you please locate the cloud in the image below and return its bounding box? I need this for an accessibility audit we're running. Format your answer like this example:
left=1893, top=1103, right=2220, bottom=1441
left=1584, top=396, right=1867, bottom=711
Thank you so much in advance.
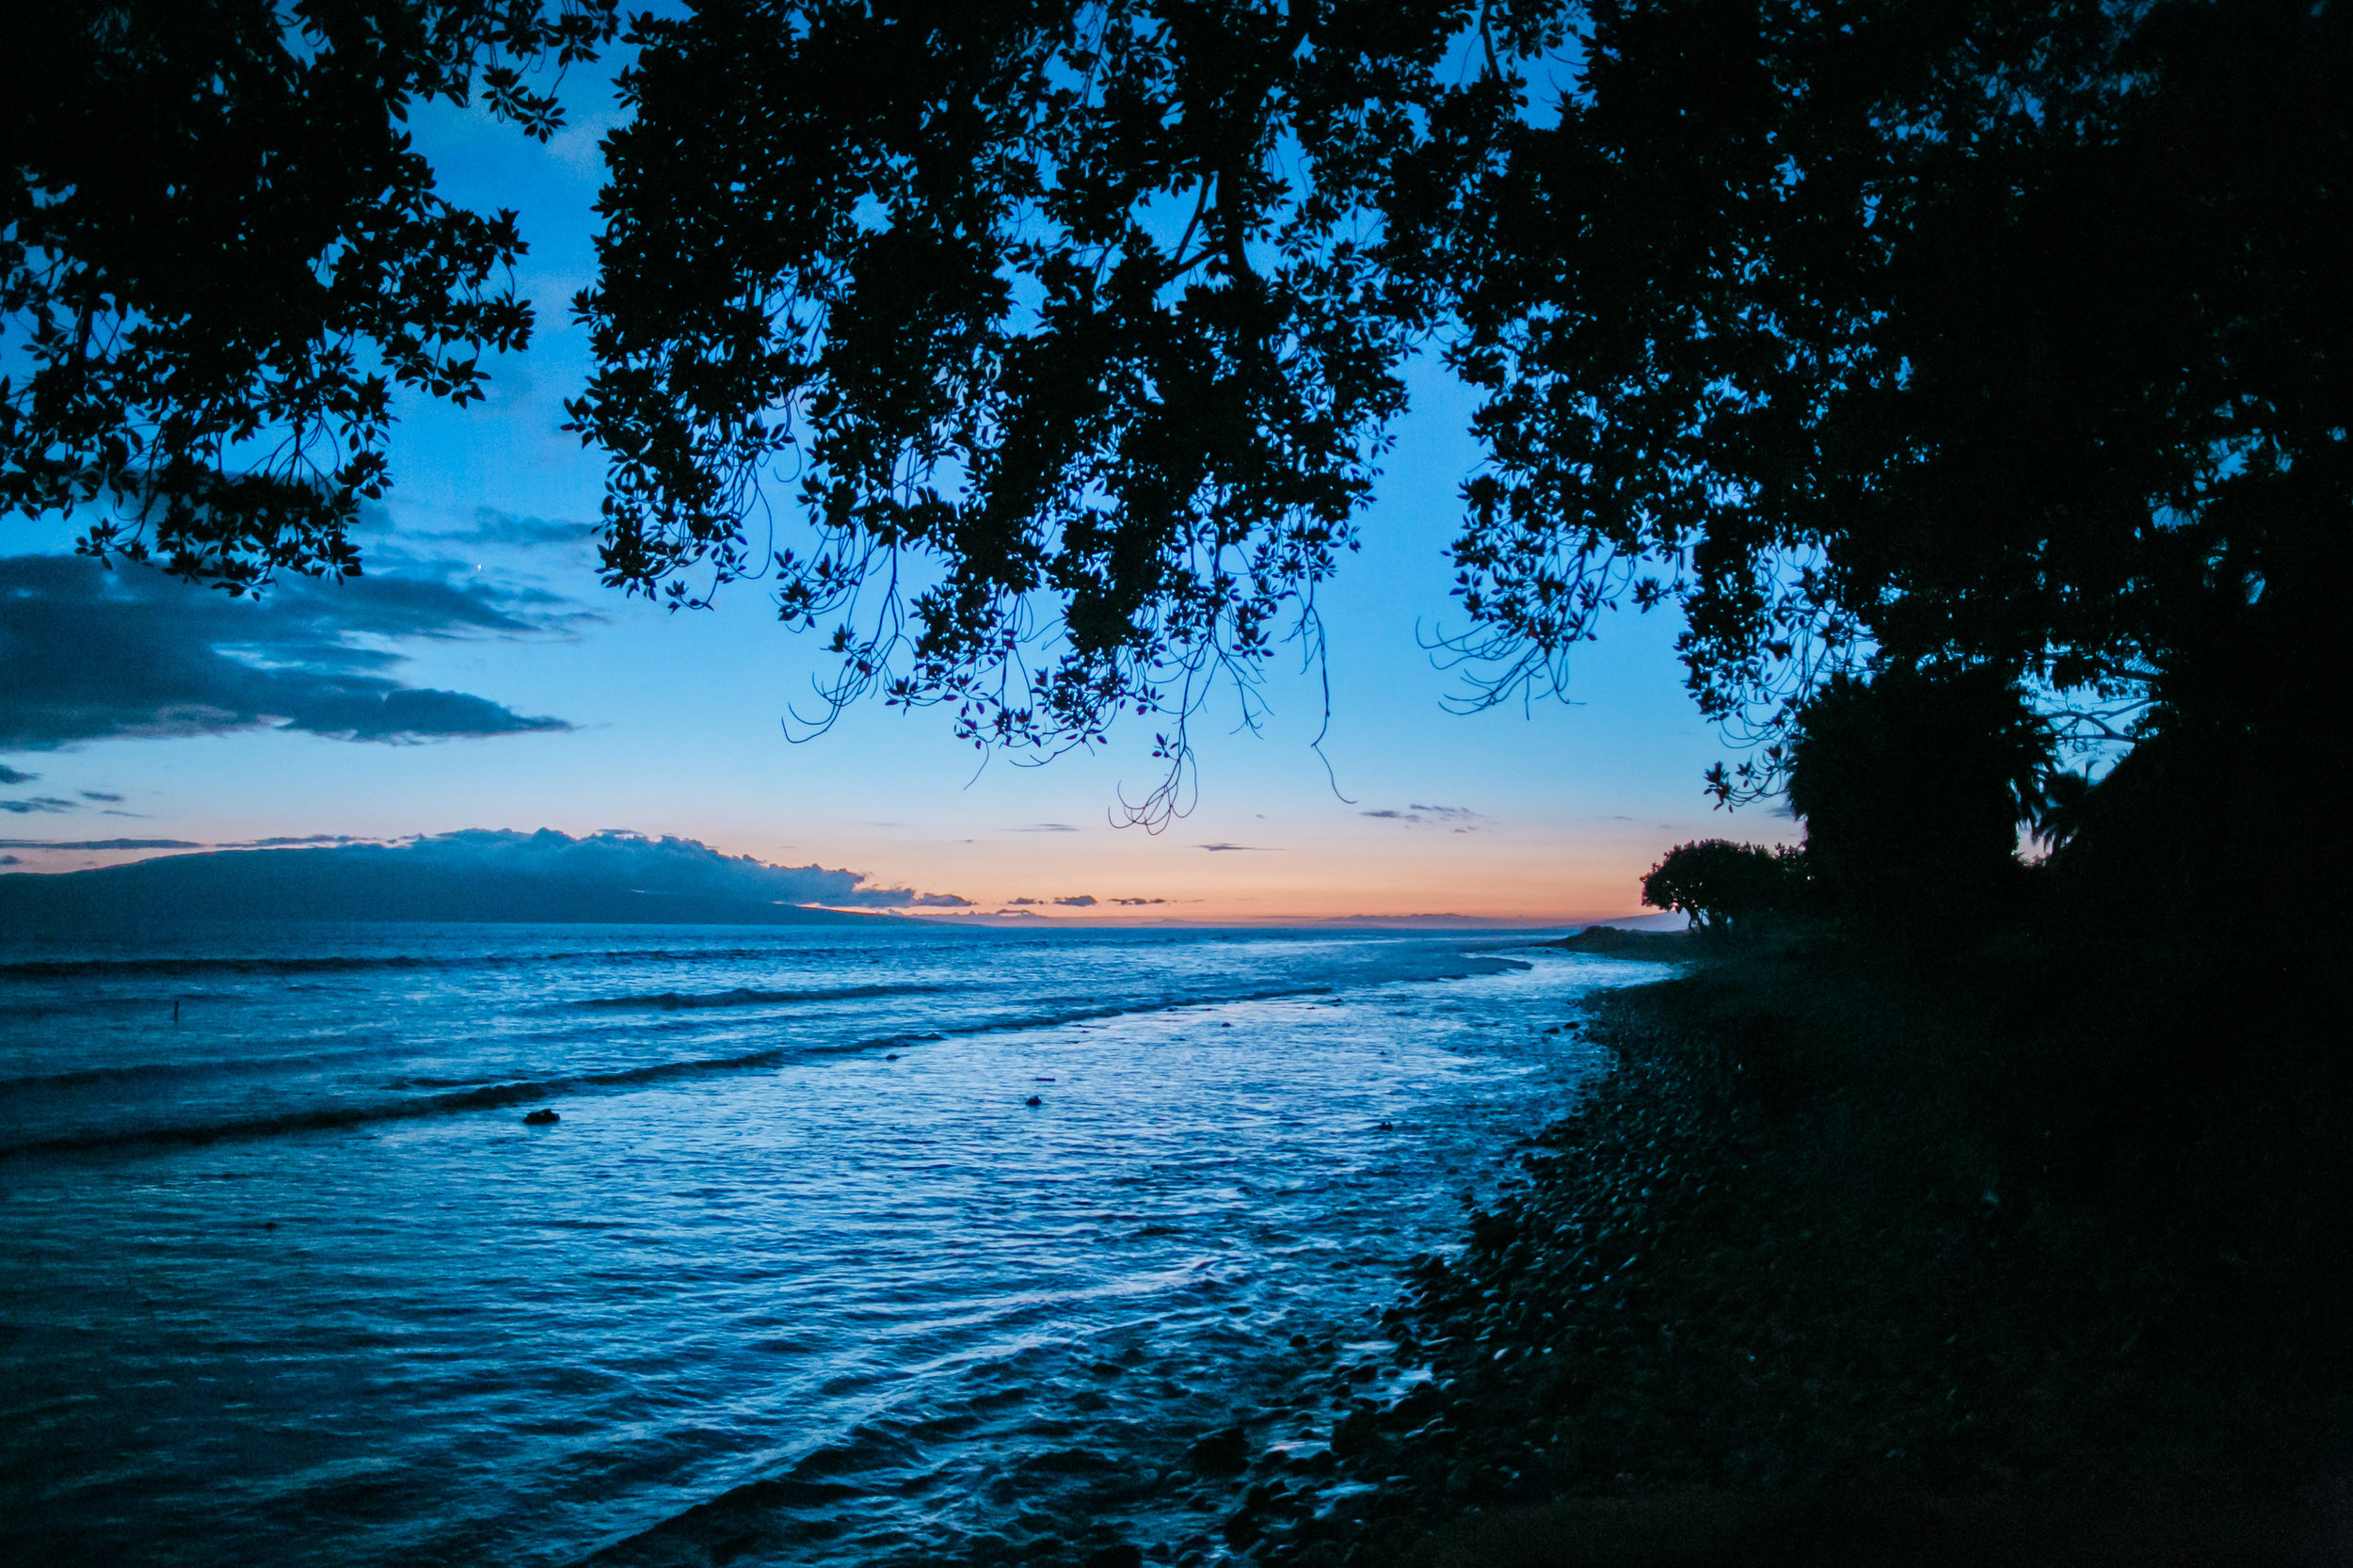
left=1003, top=896, right=1044, bottom=905
left=375, top=829, right=938, bottom=907
left=215, top=834, right=392, bottom=849
left=357, top=504, right=600, bottom=552
left=80, top=791, right=124, bottom=802
left=1053, top=894, right=1098, bottom=907
left=1110, top=897, right=1169, bottom=905
left=1008, top=823, right=1080, bottom=833
left=909, top=891, right=973, bottom=907
left=1362, top=803, right=1494, bottom=831
left=0, top=838, right=202, bottom=850
left=0, top=553, right=573, bottom=750
left=434, top=508, right=602, bottom=549
left=0, top=855, right=18, bottom=865
left=2, top=796, right=77, bottom=814
left=1196, top=842, right=1278, bottom=852
left=0, top=765, right=36, bottom=785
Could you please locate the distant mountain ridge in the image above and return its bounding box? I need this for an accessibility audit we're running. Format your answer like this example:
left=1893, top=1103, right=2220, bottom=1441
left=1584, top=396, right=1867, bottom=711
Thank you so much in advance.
left=0, top=830, right=921, bottom=931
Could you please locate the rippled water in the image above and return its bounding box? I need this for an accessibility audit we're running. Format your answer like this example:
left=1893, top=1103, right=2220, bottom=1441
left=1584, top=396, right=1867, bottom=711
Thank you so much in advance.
left=0, top=924, right=1671, bottom=1566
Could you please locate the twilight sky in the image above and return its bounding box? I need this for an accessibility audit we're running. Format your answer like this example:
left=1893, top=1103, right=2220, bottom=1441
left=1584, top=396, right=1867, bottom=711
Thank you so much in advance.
left=0, top=79, right=1788, bottom=923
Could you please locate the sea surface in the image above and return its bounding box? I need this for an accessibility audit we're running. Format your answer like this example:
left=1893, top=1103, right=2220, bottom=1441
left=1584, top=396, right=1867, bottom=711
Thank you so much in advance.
left=0, top=922, right=1672, bottom=1566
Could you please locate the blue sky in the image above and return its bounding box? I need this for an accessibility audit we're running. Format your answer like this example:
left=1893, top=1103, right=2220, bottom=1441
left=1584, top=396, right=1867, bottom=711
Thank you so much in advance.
left=0, top=77, right=1785, bottom=921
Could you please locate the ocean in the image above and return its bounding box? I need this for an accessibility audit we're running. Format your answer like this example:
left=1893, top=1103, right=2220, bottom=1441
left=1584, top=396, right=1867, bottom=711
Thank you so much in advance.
left=0, top=922, right=1672, bottom=1566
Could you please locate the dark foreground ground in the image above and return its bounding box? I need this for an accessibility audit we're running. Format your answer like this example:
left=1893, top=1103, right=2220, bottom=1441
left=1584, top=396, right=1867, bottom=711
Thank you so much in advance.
left=1222, top=935, right=2353, bottom=1567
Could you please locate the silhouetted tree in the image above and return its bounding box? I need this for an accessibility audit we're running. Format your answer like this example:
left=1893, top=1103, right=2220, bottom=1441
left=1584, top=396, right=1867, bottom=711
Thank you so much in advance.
left=1449, top=0, right=2350, bottom=807
left=13, top=3, right=2345, bottom=833
left=567, top=0, right=1544, bottom=815
left=4, top=2, right=617, bottom=592
left=1641, top=838, right=1805, bottom=935
left=565, top=0, right=2346, bottom=814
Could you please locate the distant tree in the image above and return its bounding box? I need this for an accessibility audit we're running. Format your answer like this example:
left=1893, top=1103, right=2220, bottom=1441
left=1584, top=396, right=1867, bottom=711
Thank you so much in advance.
left=1786, top=665, right=2054, bottom=927
left=4, top=1, right=618, bottom=592
left=1641, top=839, right=1805, bottom=935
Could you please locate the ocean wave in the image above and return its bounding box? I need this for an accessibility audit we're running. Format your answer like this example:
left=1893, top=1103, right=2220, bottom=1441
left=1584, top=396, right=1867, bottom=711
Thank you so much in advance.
left=0, top=985, right=1336, bottom=1158
left=0, top=1045, right=387, bottom=1096
left=0, top=955, right=1534, bottom=1160
left=0, top=1046, right=806, bottom=1159
left=576, top=983, right=945, bottom=1010
left=0, top=946, right=868, bottom=982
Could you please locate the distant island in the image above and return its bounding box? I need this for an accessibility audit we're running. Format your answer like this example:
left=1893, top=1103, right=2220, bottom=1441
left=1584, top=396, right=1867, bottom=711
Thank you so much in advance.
left=0, top=829, right=921, bottom=931
left=1550, top=923, right=1690, bottom=955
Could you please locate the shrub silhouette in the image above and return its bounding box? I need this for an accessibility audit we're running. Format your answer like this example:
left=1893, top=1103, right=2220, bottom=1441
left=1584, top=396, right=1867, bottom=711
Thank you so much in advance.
left=1787, top=666, right=2053, bottom=931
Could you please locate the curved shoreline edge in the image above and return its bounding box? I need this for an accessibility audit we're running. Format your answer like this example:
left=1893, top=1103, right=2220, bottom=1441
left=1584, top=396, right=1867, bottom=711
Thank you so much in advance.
left=1228, top=948, right=2353, bottom=1568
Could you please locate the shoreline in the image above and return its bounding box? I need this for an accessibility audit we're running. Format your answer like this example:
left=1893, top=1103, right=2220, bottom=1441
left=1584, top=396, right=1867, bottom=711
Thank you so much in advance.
left=1224, top=945, right=2351, bottom=1566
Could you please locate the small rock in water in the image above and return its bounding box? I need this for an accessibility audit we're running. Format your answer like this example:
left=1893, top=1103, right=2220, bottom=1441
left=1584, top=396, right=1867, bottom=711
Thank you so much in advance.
left=1185, top=1424, right=1252, bottom=1475
left=523, top=1108, right=560, bottom=1126
left=1024, top=1095, right=1043, bottom=1107
left=884, top=1053, right=900, bottom=1061
left=1378, top=1121, right=1395, bottom=1131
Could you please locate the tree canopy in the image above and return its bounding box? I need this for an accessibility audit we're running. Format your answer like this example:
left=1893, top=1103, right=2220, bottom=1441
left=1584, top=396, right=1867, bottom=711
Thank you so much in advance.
left=5, top=1, right=617, bottom=592
left=11, top=0, right=2344, bottom=818
left=1453, top=0, right=2348, bottom=792
left=566, top=0, right=2346, bottom=809
left=566, top=0, right=1552, bottom=814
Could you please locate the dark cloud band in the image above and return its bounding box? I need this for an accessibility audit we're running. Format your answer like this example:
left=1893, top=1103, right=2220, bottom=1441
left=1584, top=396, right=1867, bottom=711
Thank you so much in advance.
left=0, top=837, right=203, bottom=851
left=0, top=554, right=570, bottom=750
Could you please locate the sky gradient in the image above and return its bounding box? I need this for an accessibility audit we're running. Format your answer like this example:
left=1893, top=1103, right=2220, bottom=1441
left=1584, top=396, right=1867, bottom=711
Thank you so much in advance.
left=0, top=82, right=1788, bottom=923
